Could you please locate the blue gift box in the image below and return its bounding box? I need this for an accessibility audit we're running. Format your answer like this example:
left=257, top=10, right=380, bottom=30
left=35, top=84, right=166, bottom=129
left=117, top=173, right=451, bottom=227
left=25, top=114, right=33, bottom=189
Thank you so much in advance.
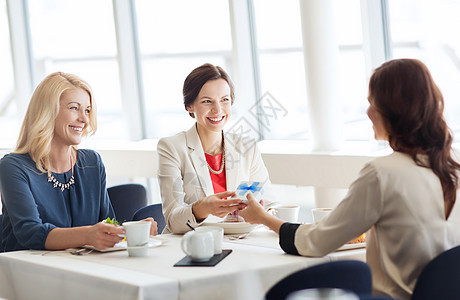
left=233, top=181, right=265, bottom=202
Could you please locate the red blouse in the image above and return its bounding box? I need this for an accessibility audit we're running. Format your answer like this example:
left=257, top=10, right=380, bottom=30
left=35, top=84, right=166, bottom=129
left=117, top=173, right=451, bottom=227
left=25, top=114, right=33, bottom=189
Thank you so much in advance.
left=204, top=153, right=226, bottom=193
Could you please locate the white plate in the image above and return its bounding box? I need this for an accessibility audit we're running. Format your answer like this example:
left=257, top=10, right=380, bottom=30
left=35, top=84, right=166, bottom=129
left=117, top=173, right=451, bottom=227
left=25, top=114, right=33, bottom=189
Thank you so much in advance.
left=201, top=221, right=258, bottom=234
left=336, top=242, right=366, bottom=251
left=83, top=238, right=162, bottom=252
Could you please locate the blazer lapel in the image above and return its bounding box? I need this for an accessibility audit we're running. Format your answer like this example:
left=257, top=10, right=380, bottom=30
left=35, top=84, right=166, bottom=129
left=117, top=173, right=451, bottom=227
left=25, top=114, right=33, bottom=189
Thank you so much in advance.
left=186, top=125, right=214, bottom=197
left=224, top=132, right=241, bottom=191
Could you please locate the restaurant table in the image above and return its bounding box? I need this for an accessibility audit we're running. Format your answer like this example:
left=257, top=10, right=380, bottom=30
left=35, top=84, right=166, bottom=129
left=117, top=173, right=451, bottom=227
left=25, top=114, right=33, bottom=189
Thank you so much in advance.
left=0, top=228, right=366, bottom=300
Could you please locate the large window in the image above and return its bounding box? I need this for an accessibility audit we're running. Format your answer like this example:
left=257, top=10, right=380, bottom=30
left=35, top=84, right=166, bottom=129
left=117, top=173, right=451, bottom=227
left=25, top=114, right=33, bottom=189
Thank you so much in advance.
left=0, top=1, right=17, bottom=145
left=388, top=0, right=460, bottom=140
left=27, top=0, right=126, bottom=141
left=253, top=0, right=370, bottom=141
left=3, top=0, right=460, bottom=147
left=334, top=0, right=370, bottom=141
left=253, top=0, right=308, bottom=140
left=135, top=0, right=233, bottom=139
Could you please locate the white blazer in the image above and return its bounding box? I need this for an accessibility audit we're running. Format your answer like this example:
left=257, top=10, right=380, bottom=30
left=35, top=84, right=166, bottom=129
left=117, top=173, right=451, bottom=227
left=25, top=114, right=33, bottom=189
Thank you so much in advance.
left=157, top=124, right=274, bottom=233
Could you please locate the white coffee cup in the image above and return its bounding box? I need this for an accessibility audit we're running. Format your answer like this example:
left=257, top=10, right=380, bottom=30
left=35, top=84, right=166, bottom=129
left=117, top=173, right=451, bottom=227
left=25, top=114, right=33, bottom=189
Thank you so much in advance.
left=127, top=244, right=149, bottom=257
left=123, top=221, right=151, bottom=247
left=181, top=230, right=214, bottom=262
left=272, top=205, right=300, bottom=222
left=311, top=208, right=333, bottom=223
left=195, top=226, right=224, bottom=255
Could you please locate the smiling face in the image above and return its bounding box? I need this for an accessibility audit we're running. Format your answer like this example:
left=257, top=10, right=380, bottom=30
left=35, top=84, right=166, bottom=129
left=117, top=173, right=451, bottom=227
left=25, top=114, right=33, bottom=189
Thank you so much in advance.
left=186, top=78, right=232, bottom=135
left=53, top=88, right=91, bottom=148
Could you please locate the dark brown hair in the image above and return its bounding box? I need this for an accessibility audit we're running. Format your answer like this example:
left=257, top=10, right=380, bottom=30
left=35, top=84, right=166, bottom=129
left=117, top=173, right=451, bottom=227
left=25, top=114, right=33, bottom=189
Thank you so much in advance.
left=369, top=59, right=460, bottom=218
left=183, top=63, right=235, bottom=118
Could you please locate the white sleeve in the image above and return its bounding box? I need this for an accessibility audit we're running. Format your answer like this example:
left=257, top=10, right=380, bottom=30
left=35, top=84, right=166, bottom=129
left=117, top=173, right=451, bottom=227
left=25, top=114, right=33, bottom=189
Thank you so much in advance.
left=157, top=138, right=198, bottom=233
left=294, top=162, right=383, bottom=256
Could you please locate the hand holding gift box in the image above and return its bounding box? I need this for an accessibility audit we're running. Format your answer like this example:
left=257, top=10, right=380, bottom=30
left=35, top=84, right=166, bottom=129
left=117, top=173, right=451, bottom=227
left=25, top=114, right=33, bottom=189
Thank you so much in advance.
left=232, top=180, right=266, bottom=203
left=224, top=180, right=267, bottom=223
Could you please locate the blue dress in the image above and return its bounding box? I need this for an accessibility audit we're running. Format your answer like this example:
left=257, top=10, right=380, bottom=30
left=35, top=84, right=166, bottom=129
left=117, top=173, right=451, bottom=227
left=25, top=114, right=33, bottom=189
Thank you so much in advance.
left=0, top=149, right=115, bottom=252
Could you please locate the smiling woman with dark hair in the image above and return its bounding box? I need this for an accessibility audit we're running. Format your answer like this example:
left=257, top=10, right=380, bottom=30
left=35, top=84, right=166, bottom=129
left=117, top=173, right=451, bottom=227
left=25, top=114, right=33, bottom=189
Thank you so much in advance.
left=157, top=63, right=274, bottom=234
left=239, top=59, right=460, bottom=299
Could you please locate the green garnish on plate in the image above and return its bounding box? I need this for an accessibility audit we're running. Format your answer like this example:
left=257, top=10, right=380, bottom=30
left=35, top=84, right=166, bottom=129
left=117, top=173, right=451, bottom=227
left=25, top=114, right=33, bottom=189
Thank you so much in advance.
left=105, top=217, right=120, bottom=225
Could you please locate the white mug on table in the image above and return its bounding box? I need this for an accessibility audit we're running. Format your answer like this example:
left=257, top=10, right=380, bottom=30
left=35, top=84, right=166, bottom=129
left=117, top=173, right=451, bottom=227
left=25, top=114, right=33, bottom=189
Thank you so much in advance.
left=311, top=208, right=333, bottom=223
left=271, top=205, right=300, bottom=223
left=195, top=226, right=224, bottom=255
left=123, top=220, right=151, bottom=257
left=181, top=230, right=214, bottom=262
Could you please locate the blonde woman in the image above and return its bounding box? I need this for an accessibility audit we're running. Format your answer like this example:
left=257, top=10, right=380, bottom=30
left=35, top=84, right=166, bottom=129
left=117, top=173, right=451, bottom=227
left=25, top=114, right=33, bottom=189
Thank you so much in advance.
left=0, top=72, right=157, bottom=252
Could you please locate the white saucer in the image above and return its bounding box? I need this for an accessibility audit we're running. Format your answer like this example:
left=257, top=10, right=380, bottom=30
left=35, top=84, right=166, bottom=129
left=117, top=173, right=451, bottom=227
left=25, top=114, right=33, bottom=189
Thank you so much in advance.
left=83, top=238, right=162, bottom=252
left=201, top=222, right=258, bottom=234
left=116, top=239, right=162, bottom=249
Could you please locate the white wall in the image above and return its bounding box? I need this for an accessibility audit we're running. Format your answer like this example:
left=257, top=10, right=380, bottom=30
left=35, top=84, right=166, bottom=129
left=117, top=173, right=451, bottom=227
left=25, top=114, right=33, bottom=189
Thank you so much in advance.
left=0, top=142, right=386, bottom=222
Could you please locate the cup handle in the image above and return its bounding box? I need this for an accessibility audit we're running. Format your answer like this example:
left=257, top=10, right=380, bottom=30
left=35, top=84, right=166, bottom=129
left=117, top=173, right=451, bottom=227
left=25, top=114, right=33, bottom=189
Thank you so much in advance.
left=267, top=207, right=276, bottom=217
left=181, top=234, right=191, bottom=256
left=265, top=202, right=279, bottom=211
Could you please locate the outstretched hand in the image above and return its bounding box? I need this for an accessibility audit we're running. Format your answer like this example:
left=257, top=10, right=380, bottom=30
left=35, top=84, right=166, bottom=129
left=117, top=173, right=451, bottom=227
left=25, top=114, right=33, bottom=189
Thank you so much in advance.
left=239, top=194, right=284, bottom=234
left=192, top=191, right=246, bottom=220
left=238, top=193, right=267, bottom=224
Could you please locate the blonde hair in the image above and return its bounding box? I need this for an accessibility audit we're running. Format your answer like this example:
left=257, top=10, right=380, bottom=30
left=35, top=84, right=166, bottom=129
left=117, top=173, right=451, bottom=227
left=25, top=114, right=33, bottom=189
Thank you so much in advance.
left=14, top=72, right=97, bottom=173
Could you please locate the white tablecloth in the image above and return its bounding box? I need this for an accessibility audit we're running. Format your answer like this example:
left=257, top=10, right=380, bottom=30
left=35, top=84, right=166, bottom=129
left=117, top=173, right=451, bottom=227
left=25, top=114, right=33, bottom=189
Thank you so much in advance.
left=0, top=229, right=365, bottom=300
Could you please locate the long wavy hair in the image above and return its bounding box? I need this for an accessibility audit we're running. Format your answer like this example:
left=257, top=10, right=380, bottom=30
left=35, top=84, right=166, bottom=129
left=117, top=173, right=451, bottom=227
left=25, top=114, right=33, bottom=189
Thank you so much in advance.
left=369, top=59, right=460, bottom=218
left=14, top=72, right=97, bottom=173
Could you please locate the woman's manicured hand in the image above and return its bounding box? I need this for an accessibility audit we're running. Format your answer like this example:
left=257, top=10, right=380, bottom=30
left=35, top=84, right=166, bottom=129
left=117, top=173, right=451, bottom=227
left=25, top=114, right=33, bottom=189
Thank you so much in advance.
left=192, top=191, right=246, bottom=220
left=238, top=193, right=267, bottom=224
left=87, top=222, right=125, bottom=250
left=239, top=194, right=284, bottom=234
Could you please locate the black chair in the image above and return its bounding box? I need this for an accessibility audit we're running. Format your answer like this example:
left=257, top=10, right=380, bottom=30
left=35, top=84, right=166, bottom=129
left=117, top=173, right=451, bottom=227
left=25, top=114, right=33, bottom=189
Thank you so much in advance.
left=265, top=260, right=372, bottom=300
left=0, top=214, right=3, bottom=252
left=107, top=184, right=148, bottom=223
left=132, top=203, right=166, bottom=233
left=411, top=245, right=460, bottom=300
